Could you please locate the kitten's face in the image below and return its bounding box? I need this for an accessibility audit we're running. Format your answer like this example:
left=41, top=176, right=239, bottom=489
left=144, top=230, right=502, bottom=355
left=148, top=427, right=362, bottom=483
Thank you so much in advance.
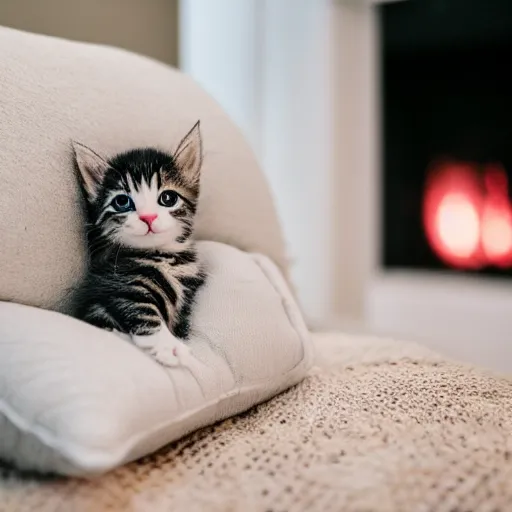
left=73, top=122, right=202, bottom=253
left=90, top=156, right=196, bottom=251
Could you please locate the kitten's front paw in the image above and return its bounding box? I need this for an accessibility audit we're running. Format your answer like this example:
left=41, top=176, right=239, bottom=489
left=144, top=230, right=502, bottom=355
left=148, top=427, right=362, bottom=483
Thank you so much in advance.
left=152, top=339, right=192, bottom=367
left=130, top=328, right=190, bottom=368
left=151, top=344, right=181, bottom=367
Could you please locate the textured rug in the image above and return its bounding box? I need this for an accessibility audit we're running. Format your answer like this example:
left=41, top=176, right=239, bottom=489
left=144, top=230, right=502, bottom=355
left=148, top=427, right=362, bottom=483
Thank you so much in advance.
left=1, top=333, right=512, bottom=512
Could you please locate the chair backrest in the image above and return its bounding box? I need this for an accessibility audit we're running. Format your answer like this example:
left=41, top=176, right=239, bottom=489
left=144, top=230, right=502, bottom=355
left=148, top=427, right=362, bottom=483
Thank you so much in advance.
left=0, top=27, right=288, bottom=310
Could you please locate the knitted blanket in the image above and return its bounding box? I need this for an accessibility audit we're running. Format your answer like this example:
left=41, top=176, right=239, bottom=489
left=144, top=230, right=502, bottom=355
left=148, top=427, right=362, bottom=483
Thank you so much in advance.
left=1, top=332, right=512, bottom=511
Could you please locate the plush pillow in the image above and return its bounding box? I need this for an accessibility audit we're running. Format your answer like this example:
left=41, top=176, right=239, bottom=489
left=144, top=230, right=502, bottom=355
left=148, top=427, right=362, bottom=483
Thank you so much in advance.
left=0, top=27, right=289, bottom=310
left=0, top=242, right=313, bottom=477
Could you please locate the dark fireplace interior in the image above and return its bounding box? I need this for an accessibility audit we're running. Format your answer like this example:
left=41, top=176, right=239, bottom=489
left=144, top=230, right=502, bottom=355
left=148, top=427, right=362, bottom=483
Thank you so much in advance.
left=380, top=0, right=512, bottom=277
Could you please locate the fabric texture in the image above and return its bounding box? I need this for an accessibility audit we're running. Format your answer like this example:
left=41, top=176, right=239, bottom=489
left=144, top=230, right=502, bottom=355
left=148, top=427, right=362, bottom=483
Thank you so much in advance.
left=0, top=242, right=312, bottom=476
left=1, top=332, right=511, bottom=510
left=0, top=26, right=289, bottom=310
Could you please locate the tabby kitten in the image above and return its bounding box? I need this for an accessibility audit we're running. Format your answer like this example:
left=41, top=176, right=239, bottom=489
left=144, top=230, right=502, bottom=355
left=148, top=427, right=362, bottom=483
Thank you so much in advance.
left=72, top=122, right=205, bottom=367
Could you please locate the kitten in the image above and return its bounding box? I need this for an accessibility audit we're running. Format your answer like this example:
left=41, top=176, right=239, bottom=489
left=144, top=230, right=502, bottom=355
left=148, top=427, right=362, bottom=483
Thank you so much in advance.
left=72, top=121, right=205, bottom=367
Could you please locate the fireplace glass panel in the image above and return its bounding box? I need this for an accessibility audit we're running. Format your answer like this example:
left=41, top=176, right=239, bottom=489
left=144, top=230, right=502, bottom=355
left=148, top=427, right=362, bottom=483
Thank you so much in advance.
left=380, top=0, right=512, bottom=277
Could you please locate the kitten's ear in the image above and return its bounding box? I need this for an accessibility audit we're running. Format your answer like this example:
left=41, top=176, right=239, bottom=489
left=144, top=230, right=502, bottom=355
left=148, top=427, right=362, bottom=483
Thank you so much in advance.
left=174, top=121, right=203, bottom=187
left=72, top=141, right=110, bottom=200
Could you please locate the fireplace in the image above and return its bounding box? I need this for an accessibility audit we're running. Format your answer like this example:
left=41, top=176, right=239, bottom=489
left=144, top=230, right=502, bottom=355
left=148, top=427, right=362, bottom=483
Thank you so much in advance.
left=381, top=0, right=512, bottom=278
left=366, top=0, right=512, bottom=373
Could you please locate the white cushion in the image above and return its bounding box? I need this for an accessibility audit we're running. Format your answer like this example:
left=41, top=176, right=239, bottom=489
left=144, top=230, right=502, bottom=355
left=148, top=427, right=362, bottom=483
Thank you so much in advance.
left=0, top=242, right=313, bottom=476
left=0, top=27, right=289, bottom=310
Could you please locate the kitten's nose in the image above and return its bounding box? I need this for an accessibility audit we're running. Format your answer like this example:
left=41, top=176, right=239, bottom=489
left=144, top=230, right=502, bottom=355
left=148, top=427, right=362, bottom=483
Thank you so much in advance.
left=139, top=213, right=158, bottom=227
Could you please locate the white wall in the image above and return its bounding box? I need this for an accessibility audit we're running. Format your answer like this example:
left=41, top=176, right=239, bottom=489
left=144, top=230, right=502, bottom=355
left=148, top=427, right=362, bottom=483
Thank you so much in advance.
left=259, top=0, right=332, bottom=322
left=179, top=0, right=263, bottom=156
left=180, top=0, right=333, bottom=323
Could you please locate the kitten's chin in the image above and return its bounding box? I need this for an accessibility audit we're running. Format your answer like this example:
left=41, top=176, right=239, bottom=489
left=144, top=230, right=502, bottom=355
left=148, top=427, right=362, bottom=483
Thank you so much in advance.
left=120, top=232, right=188, bottom=252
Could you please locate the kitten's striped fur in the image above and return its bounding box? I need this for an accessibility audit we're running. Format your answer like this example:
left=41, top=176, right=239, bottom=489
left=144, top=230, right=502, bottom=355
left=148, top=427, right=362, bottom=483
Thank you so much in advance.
left=72, top=122, right=205, bottom=363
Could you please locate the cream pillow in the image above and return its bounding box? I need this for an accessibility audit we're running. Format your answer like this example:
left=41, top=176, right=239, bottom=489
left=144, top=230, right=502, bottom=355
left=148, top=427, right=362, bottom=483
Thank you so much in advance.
left=0, top=242, right=313, bottom=476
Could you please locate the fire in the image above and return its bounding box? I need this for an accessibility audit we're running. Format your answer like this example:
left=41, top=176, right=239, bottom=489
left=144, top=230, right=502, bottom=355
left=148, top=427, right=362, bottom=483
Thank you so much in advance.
left=436, top=193, right=480, bottom=259
left=423, top=161, right=512, bottom=269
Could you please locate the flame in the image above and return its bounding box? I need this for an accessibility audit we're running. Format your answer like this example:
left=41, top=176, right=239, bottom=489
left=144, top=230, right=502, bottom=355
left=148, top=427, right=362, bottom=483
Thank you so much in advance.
left=423, top=161, right=512, bottom=270
left=436, top=193, right=480, bottom=259
left=481, top=165, right=512, bottom=267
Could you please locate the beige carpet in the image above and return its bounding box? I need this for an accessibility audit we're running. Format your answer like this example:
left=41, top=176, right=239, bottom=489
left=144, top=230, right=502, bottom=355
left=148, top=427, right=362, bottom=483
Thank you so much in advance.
left=1, top=332, right=512, bottom=512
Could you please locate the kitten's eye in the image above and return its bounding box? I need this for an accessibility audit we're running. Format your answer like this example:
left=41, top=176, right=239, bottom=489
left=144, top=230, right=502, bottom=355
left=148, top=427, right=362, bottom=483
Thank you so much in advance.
left=111, top=194, right=134, bottom=212
left=158, top=190, right=181, bottom=209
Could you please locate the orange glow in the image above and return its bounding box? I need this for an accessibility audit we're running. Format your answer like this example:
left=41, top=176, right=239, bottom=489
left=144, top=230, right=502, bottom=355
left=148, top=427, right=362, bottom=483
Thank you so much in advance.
left=481, top=165, right=512, bottom=268
left=436, top=193, right=480, bottom=258
left=423, top=161, right=512, bottom=269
